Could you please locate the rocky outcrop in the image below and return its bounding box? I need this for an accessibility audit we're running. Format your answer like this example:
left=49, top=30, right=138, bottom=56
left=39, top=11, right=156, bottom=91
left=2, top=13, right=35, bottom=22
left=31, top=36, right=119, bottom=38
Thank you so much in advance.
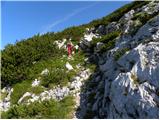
left=77, top=1, right=159, bottom=119
left=0, top=87, right=13, bottom=112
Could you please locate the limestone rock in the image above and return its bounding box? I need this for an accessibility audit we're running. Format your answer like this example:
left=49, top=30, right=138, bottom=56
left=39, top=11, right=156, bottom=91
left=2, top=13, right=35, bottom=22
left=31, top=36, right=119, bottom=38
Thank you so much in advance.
left=32, top=79, right=40, bottom=87
left=54, top=38, right=67, bottom=49
left=65, top=62, right=74, bottom=71
left=0, top=87, right=13, bottom=112
left=41, top=68, right=49, bottom=75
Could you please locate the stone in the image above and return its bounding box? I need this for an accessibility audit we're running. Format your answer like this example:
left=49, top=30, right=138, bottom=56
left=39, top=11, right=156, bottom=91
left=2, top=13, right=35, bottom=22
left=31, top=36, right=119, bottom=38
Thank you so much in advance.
left=70, top=80, right=82, bottom=90
left=18, top=92, right=32, bottom=103
left=1, top=87, right=7, bottom=93
left=95, top=42, right=104, bottom=52
left=41, top=68, right=49, bottom=75
left=54, top=39, right=67, bottom=49
left=84, top=32, right=97, bottom=42
left=31, top=79, right=40, bottom=87
left=105, top=22, right=119, bottom=34
left=0, top=101, right=10, bottom=112
left=65, top=62, right=74, bottom=71
left=96, top=25, right=106, bottom=35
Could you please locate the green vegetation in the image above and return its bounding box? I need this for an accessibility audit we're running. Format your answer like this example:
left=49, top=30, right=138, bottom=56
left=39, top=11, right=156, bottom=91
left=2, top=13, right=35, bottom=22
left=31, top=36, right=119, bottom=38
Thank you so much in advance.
left=11, top=80, right=32, bottom=104
left=131, top=11, right=158, bottom=36
left=90, top=31, right=121, bottom=53
left=86, top=1, right=150, bottom=28
left=132, top=12, right=158, bottom=24
left=1, top=92, right=8, bottom=101
left=1, top=25, right=85, bottom=88
left=86, top=63, right=97, bottom=72
left=55, top=26, right=86, bottom=41
left=1, top=33, right=64, bottom=87
left=99, top=39, right=117, bottom=53
left=1, top=96, right=75, bottom=119
left=10, top=78, right=43, bottom=104
left=39, top=52, right=85, bottom=88
left=28, top=86, right=44, bottom=95
left=91, top=31, right=121, bottom=47
left=114, top=48, right=130, bottom=61
left=41, top=69, right=68, bottom=87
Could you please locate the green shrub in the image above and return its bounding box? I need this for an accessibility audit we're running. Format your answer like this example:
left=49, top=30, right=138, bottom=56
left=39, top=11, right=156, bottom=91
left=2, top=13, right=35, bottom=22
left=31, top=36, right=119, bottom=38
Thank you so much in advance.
left=11, top=80, right=32, bottom=104
left=28, top=86, right=44, bottom=95
left=69, top=51, right=85, bottom=67
left=1, top=32, right=65, bottom=87
left=99, top=39, right=117, bottom=53
left=1, top=96, right=75, bottom=119
left=114, top=48, right=130, bottom=61
left=41, top=69, right=68, bottom=88
left=91, top=31, right=121, bottom=47
left=86, top=64, right=97, bottom=72
left=1, top=92, right=8, bottom=101
left=132, top=11, right=158, bottom=25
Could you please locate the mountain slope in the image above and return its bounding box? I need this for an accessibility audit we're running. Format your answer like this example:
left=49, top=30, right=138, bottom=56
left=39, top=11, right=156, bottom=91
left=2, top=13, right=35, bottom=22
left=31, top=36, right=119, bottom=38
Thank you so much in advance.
left=1, top=1, right=159, bottom=119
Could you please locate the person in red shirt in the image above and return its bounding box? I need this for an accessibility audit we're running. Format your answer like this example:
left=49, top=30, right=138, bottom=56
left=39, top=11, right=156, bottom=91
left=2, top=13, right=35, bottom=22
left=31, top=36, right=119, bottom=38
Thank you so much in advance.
left=67, top=41, right=72, bottom=57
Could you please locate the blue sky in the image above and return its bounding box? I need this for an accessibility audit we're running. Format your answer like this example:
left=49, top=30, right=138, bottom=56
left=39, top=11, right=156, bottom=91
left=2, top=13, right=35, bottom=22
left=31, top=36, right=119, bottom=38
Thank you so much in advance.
left=1, top=1, right=131, bottom=49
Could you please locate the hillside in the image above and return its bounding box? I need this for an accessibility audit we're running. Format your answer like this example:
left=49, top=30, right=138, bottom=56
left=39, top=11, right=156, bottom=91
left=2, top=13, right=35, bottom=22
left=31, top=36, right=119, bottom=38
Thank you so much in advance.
left=1, top=1, right=159, bottom=119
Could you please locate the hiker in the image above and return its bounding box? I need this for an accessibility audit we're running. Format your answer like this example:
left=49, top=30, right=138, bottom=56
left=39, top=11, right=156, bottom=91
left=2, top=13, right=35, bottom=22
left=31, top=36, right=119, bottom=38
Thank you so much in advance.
left=67, top=41, right=73, bottom=57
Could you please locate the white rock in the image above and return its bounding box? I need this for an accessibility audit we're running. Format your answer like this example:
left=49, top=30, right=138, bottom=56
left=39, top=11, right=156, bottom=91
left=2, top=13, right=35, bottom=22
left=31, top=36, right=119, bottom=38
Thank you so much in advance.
left=54, top=39, right=67, bottom=49
left=105, top=22, right=119, bottom=34
left=84, top=32, right=97, bottom=42
left=65, top=62, right=73, bottom=71
left=41, top=68, right=49, bottom=75
left=31, top=79, right=40, bottom=87
left=18, top=92, right=32, bottom=103
left=76, top=64, right=81, bottom=69
left=96, top=42, right=104, bottom=51
left=1, top=87, right=7, bottom=93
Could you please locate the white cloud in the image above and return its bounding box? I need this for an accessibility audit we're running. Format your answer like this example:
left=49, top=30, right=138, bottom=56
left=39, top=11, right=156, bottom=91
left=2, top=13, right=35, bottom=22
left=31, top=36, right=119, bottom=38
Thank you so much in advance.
left=41, top=3, right=97, bottom=34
